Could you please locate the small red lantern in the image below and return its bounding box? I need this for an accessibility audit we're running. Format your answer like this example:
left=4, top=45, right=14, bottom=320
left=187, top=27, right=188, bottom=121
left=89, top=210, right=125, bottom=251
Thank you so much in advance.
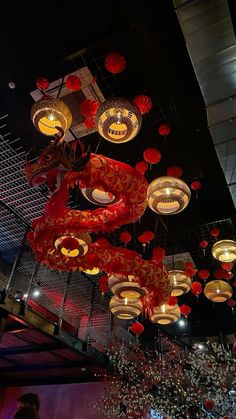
left=167, top=296, right=178, bottom=306
left=36, top=77, right=49, bottom=91
left=167, top=166, right=183, bottom=178
left=130, top=322, right=144, bottom=336
left=191, top=281, right=202, bottom=296
left=200, top=239, right=208, bottom=256
left=221, top=262, right=233, bottom=272
left=227, top=298, right=235, bottom=308
left=98, top=275, right=108, bottom=294
left=223, top=271, right=233, bottom=280
left=191, top=180, right=201, bottom=191
left=84, top=116, right=95, bottom=129
left=210, top=227, right=220, bottom=238
left=185, top=261, right=197, bottom=277
left=133, top=95, right=152, bottom=115
left=214, top=268, right=225, bottom=279
left=143, top=148, right=161, bottom=165
left=138, top=231, right=155, bottom=245
left=105, top=52, right=126, bottom=74
left=65, top=75, right=81, bottom=91
left=120, top=231, right=132, bottom=245
left=135, top=161, right=148, bottom=175
left=152, top=247, right=165, bottom=262
left=158, top=124, right=171, bottom=137
left=80, top=99, right=99, bottom=118
left=198, top=269, right=210, bottom=281
left=204, top=400, right=214, bottom=410
left=180, top=304, right=191, bottom=318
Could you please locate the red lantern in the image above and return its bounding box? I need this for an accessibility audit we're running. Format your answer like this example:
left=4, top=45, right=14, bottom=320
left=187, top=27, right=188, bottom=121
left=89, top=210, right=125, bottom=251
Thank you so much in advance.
left=185, top=261, right=197, bottom=277
left=98, top=275, right=108, bottom=294
left=80, top=99, right=99, bottom=118
left=223, top=271, right=233, bottom=280
left=180, top=304, right=191, bottom=318
left=143, top=148, right=161, bottom=164
left=152, top=247, right=165, bottom=262
left=133, top=95, right=152, bottom=115
left=210, top=227, right=220, bottom=238
left=84, top=116, right=95, bottom=129
left=36, top=77, right=49, bottom=91
left=191, top=281, right=202, bottom=296
left=167, top=296, right=178, bottom=306
left=135, top=161, right=148, bottom=175
left=221, top=262, right=233, bottom=271
left=191, top=180, right=201, bottom=191
left=65, top=75, right=81, bottom=91
left=198, top=269, right=210, bottom=281
left=167, top=166, right=183, bottom=178
left=158, top=124, right=171, bottom=137
left=204, top=400, right=214, bottom=410
left=120, top=231, right=132, bottom=245
left=104, top=52, right=126, bottom=74
left=130, top=322, right=144, bottom=336
left=200, top=240, right=208, bottom=249
left=138, top=231, right=155, bottom=244
left=227, top=299, right=235, bottom=308
left=214, top=268, right=225, bottom=279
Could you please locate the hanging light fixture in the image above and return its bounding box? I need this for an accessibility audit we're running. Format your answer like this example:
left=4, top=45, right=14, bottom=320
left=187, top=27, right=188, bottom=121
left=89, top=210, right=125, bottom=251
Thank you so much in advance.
left=54, top=233, right=91, bottom=258
left=150, top=303, right=181, bottom=325
left=212, top=240, right=236, bottom=263
left=81, top=187, right=120, bottom=206
left=95, top=98, right=142, bottom=143
left=147, top=176, right=191, bottom=215
left=108, top=274, right=146, bottom=299
left=169, top=270, right=191, bottom=296
left=110, top=296, right=142, bottom=319
left=31, top=96, right=72, bottom=138
left=204, top=280, right=233, bottom=302
left=83, top=267, right=100, bottom=275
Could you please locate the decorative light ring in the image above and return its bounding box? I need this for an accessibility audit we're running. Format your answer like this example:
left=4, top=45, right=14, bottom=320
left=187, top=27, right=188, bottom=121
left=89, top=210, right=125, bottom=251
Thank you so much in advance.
left=109, top=296, right=143, bottom=319
left=96, top=98, right=142, bottom=143
left=81, top=187, right=120, bottom=206
left=212, top=240, right=236, bottom=263
left=169, top=270, right=191, bottom=296
left=147, top=176, right=191, bottom=215
left=31, top=96, right=72, bottom=138
left=204, top=280, right=232, bottom=302
left=150, top=304, right=181, bottom=325
left=54, top=233, right=91, bottom=258
left=108, top=274, right=146, bottom=299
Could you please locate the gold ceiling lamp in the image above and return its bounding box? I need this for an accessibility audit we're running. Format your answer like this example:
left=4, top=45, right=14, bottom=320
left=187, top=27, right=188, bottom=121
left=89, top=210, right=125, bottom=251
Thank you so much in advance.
left=150, top=304, right=181, bottom=325
left=109, top=296, right=143, bottom=319
left=81, top=187, right=120, bottom=206
left=147, top=176, right=191, bottom=215
left=54, top=233, right=91, bottom=258
left=31, top=96, right=72, bottom=139
left=204, top=280, right=232, bottom=302
left=108, top=274, right=146, bottom=299
left=95, top=98, right=142, bottom=143
left=212, top=239, right=236, bottom=263
left=169, top=270, right=191, bottom=296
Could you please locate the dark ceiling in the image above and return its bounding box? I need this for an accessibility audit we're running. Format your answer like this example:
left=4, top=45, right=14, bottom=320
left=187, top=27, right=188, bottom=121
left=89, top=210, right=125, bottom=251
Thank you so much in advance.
left=0, top=0, right=235, bottom=385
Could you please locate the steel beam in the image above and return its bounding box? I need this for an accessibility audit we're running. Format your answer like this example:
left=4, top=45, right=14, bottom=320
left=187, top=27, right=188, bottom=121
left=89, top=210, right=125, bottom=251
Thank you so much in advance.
left=0, top=342, right=64, bottom=356
left=0, top=359, right=94, bottom=373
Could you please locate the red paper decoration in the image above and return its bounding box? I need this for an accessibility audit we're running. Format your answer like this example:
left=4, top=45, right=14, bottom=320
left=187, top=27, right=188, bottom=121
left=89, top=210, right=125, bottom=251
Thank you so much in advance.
left=227, top=298, right=235, bottom=308
left=138, top=231, right=155, bottom=244
left=200, top=240, right=208, bottom=249
left=198, top=269, right=210, bottom=280
left=180, top=304, right=191, bottom=318
left=135, top=161, right=148, bottom=175
left=65, top=75, right=81, bottom=91
left=130, top=322, right=144, bottom=336
left=84, top=117, right=95, bottom=129
left=120, top=231, right=132, bottom=245
left=167, top=166, right=183, bottom=178
left=133, top=95, right=152, bottom=115
left=167, top=296, right=178, bottom=306
left=204, top=400, right=214, bottom=410
left=191, top=180, right=201, bottom=191
left=152, top=247, right=165, bottom=262
left=191, top=281, right=202, bottom=296
left=143, top=148, right=161, bottom=164
left=98, top=275, right=108, bottom=294
left=158, top=124, right=171, bottom=137
left=221, top=262, right=233, bottom=271
left=80, top=99, right=99, bottom=118
left=210, top=227, right=220, bottom=238
left=104, top=52, right=126, bottom=74
left=36, top=77, right=49, bottom=91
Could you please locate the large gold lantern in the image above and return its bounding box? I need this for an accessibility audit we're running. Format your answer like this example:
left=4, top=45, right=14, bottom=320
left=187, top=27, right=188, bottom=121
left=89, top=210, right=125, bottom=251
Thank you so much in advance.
left=54, top=233, right=91, bottom=258
left=150, top=304, right=181, bottom=325
left=81, top=187, right=120, bottom=206
left=169, top=270, right=191, bottom=296
left=31, top=96, right=72, bottom=138
left=204, top=280, right=232, bottom=302
left=109, top=296, right=142, bottom=319
left=212, top=240, right=236, bottom=263
left=96, top=98, right=142, bottom=143
left=108, top=274, right=146, bottom=299
left=147, top=176, right=191, bottom=215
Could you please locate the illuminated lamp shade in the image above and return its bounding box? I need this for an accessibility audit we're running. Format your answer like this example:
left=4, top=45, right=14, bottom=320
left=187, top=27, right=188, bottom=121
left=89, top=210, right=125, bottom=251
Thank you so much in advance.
left=31, top=96, right=72, bottom=139
left=204, top=280, right=233, bottom=302
left=150, top=304, right=181, bottom=325
left=147, top=176, right=191, bottom=215
left=212, top=240, right=236, bottom=263
left=109, top=296, right=143, bottom=319
left=54, top=233, right=91, bottom=258
left=108, top=274, right=146, bottom=299
left=81, top=187, right=120, bottom=206
left=169, top=270, right=191, bottom=296
left=95, top=98, right=142, bottom=143
left=83, top=267, right=100, bottom=275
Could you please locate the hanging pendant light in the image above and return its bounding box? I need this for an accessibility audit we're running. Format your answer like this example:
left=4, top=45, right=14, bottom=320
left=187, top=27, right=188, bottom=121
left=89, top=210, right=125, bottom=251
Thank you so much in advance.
left=150, top=304, right=181, bottom=325
left=83, top=267, right=100, bottom=275
left=204, top=280, right=233, bottom=302
left=54, top=233, right=91, bottom=258
left=147, top=176, right=191, bottom=215
left=108, top=274, right=146, bottom=299
left=212, top=240, right=236, bottom=263
left=169, top=270, right=191, bottom=296
left=81, top=187, right=120, bottom=206
left=109, top=296, right=142, bottom=319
